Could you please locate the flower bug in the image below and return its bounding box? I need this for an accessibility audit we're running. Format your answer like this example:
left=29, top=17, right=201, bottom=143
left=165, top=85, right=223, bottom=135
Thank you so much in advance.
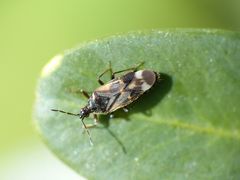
left=52, top=62, right=160, bottom=145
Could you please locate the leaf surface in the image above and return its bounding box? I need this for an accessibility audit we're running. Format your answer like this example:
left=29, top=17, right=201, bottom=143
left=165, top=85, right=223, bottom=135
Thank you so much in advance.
left=34, top=30, right=240, bottom=179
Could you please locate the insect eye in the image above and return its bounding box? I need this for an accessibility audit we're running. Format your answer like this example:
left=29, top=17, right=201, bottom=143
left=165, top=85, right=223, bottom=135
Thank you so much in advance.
left=80, top=109, right=84, bottom=115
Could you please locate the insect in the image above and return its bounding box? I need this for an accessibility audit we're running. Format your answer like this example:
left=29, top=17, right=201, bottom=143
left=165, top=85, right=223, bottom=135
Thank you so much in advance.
left=52, top=62, right=160, bottom=145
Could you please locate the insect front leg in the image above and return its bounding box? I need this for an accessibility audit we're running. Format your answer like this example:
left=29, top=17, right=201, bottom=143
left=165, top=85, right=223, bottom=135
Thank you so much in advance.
left=82, top=114, right=99, bottom=132
left=92, top=114, right=99, bottom=126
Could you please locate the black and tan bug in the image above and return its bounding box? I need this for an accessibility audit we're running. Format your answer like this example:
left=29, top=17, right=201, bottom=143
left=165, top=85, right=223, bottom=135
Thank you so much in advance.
left=52, top=62, right=160, bottom=145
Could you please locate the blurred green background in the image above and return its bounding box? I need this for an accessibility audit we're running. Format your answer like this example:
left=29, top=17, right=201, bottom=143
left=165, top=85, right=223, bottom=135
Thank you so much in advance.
left=0, top=0, right=239, bottom=178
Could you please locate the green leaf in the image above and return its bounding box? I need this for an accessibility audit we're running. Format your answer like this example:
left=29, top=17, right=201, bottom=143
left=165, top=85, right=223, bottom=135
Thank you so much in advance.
left=34, top=29, right=240, bottom=179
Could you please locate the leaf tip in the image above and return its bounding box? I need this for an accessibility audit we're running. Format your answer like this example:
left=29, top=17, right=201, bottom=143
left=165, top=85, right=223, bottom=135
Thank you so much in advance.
left=41, top=54, right=63, bottom=78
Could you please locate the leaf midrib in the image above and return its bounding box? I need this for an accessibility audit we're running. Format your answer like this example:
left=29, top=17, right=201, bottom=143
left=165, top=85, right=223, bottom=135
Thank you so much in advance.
left=136, top=117, right=240, bottom=141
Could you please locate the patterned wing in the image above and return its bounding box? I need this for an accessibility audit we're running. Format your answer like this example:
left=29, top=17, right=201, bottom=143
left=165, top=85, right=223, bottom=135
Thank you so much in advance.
left=107, top=70, right=157, bottom=112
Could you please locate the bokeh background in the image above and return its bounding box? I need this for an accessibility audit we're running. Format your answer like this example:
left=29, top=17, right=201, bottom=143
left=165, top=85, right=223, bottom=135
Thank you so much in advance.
left=0, top=0, right=239, bottom=179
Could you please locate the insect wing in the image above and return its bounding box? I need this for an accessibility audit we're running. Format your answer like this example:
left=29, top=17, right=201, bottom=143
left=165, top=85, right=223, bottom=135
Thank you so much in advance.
left=95, top=79, right=125, bottom=96
left=107, top=80, right=143, bottom=112
left=108, top=70, right=157, bottom=112
left=94, top=79, right=125, bottom=113
left=94, top=70, right=157, bottom=113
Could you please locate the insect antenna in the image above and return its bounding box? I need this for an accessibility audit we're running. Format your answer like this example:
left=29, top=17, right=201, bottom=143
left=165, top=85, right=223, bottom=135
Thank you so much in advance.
left=51, top=109, right=80, bottom=116
left=51, top=109, right=93, bottom=146
left=80, top=117, right=94, bottom=146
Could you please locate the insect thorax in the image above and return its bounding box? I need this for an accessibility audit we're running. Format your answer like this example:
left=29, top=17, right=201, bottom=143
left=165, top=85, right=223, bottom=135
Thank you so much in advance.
left=88, top=92, right=110, bottom=114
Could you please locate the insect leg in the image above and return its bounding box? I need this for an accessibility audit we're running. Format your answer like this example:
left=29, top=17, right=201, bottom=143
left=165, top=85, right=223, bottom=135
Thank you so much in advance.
left=98, top=61, right=144, bottom=83
left=111, top=61, right=144, bottom=79
left=82, top=114, right=98, bottom=130
left=80, top=117, right=94, bottom=145
left=80, top=89, right=90, bottom=99
left=92, top=114, right=99, bottom=126
left=98, top=62, right=113, bottom=85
